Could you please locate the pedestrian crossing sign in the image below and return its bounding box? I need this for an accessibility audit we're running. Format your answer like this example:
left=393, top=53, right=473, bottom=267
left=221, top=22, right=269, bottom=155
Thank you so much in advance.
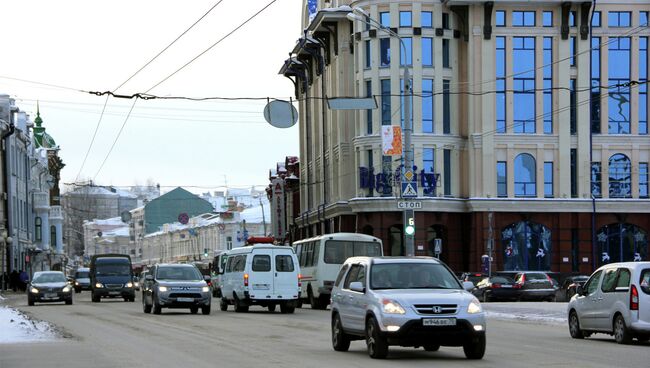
left=401, top=182, right=418, bottom=197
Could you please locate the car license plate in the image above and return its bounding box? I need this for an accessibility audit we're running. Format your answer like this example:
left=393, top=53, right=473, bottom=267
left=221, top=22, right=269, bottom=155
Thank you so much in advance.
left=253, top=284, right=269, bottom=290
left=177, top=297, right=194, bottom=302
left=109, top=291, right=120, bottom=295
left=502, top=285, right=512, bottom=288
left=423, top=318, right=456, bottom=326
left=45, top=293, right=57, bottom=298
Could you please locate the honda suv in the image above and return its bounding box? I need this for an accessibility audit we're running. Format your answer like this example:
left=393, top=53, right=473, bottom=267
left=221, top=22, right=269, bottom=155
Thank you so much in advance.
left=568, top=262, right=650, bottom=344
left=330, top=257, right=486, bottom=359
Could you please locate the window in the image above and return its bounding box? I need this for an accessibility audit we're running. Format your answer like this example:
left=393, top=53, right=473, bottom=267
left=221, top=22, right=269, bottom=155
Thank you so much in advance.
left=616, top=268, right=631, bottom=289
left=422, top=37, right=433, bottom=67
left=334, top=264, right=349, bottom=287
left=641, top=269, right=650, bottom=295
left=597, top=223, right=647, bottom=265
left=591, top=162, right=602, bottom=197
left=591, top=37, right=601, bottom=134
left=399, top=11, right=412, bottom=27
left=422, top=79, right=433, bottom=133
left=50, top=226, right=56, bottom=248
left=543, top=11, right=553, bottom=27
left=443, top=149, right=451, bottom=196
left=514, top=153, right=536, bottom=197
left=569, top=11, right=577, bottom=27
left=364, top=40, right=371, bottom=68
left=601, top=268, right=618, bottom=292
left=570, top=79, right=577, bottom=134
left=544, top=162, right=553, bottom=197
left=35, top=217, right=42, bottom=242
left=513, top=37, right=536, bottom=133
left=443, top=80, right=450, bottom=134
left=640, top=37, right=648, bottom=135
left=442, top=13, right=450, bottom=29
left=423, top=148, right=435, bottom=197
left=275, top=255, right=294, bottom=272
left=343, top=264, right=366, bottom=289
left=421, top=11, right=433, bottom=28
left=381, top=79, right=391, bottom=125
left=496, top=37, right=506, bottom=133
left=324, top=241, right=382, bottom=264
left=497, top=161, right=507, bottom=197
left=592, top=11, right=601, bottom=27
left=252, top=255, right=271, bottom=272
left=640, top=163, right=649, bottom=198
left=512, top=11, right=535, bottom=27
left=380, top=12, right=390, bottom=27
left=423, top=148, right=435, bottom=173
left=442, top=39, right=450, bottom=68
left=641, top=11, right=649, bottom=27
left=501, top=221, right=552, bottom=271
left=584, top=270, right=603, bottom=295
left=400, top=37, right=412, bottom=66
left=367, top=150, right=374, bottom=197
left=570, top=36, right=576, bottom=66
left=608, top=11, right=631, bottom=27
left=543, top=37, right=553, bottom=134
left=366, top=80, right=373, bottom=135
left=380, top=38, right=391, bottom=67
left=609, top=153, right=631, bottom=198
left=608, top=38, right=631, bottom=134
left=495, top=10, right=505, bottom=27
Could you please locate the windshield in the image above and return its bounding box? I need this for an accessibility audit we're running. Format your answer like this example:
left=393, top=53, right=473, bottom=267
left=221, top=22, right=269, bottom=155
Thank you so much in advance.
left=33, top=273, right=66, bottom=283
left=156, top=267, right=202, bottom=281
left=96, top=264, right=131, bottom=276
left=75, top=271, right=89, bottom=279
left=370, top=263, right=462, bottom=290
left=324, top=240, right=382, bottom=264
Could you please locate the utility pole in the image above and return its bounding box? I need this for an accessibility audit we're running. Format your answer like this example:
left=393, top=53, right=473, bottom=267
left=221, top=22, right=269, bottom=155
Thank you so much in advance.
left=488, top=212, right=494, bottom=277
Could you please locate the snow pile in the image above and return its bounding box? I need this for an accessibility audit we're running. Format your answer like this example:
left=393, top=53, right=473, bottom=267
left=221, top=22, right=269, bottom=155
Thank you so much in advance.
left=0, top=306, right=58, bottom=344
left=483, top=302, right=568, bottom=326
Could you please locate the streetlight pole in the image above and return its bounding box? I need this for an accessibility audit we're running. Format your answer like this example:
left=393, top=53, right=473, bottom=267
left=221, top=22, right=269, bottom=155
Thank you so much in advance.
left=348, top=9, right=414, bottom=256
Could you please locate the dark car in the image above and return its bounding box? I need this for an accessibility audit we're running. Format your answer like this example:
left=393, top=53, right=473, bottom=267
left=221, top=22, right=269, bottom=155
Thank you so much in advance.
left=142, top=264, right=212, bottom=315
left=73, top=267, right=91, bottom=293
left=561, top=275, right=590, bottom=301
left=28, top=271, right=73, bottom=306
left=460, top=272, right=487, bottom=287
left=495, top=271, right=556, bottom=301
left=90, top=254, right=136, bottom=302
left=472, top=276, right=521, bottom=302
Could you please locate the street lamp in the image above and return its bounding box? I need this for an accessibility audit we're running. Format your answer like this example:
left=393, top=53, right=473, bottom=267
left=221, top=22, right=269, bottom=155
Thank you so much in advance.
left=347, top=8, right=414, bottom=256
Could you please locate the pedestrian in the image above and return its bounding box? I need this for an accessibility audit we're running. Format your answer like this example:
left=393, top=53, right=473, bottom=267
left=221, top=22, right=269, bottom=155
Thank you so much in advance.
left=10, top=269, right=19, bottom=292
left=19, top=269, right=28, bottom=292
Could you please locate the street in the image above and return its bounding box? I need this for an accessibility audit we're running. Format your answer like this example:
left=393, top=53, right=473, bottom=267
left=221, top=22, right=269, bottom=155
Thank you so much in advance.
left=1, top=293, right=648, bottom=368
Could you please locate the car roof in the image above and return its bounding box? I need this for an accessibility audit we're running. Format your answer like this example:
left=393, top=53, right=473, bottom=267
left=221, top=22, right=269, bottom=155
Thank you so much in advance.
left=33, top=271, right=64, bottom=276
left=345, top=256, right=443, bottom=265
left=156, top=263, right=196, bottom=268
left=596, top=262, right=650, bottom=271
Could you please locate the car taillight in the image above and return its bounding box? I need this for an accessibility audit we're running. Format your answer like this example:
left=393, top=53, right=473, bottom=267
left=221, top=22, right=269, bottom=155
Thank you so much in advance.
left=298, top=274, right=302, bottom=288
left=491, top=283, right=501, bottom=289
left=513, top=284, right=522, bottom=289
left=244, top=273, right=249, bottom=287
left=631, top=285, right=639, bottom=311
left=546, top=274, right=554, bottom=284
left=518, top=274, right=526, bottom=285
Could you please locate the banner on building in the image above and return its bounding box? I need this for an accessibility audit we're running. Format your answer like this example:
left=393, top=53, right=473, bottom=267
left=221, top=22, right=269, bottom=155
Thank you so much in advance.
left=381, top=126, right=402, bottom=155
left=270, top=178, right=286, bottom=242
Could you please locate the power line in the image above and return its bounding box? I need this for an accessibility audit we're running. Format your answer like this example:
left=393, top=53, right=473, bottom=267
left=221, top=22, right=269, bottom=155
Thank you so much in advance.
left=0, top=75, right=85, bottom=92
left=75, top=94, right=110, bottom=182
left=93, top=99, right=138, bottom=180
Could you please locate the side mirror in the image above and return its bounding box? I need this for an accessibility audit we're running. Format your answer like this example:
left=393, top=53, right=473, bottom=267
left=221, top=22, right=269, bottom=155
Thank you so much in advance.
left=145, top=275, right=154, bottom=281
left=349, top=281, right=365, bottom=293
left=463, top=281, right=475, bottom=291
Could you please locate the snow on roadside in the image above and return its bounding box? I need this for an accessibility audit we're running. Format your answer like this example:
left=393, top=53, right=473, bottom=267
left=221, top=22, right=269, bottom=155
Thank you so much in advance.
left=0, top=306, right=58, bottom=344
left=486, top=311, right=567, bottom=325
left=483, top=302, right=568, bottom=326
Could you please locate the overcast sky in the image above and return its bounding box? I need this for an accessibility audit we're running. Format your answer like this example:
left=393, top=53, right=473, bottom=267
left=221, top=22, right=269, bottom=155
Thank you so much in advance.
left=1, top=0, right=301, bottom=193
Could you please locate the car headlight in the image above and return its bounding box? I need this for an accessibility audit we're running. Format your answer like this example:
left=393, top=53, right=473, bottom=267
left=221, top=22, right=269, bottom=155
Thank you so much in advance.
left=202, top=286, right=210, bottom=293
left=30, top=287, right=39, bottom=294
left=75, top=281, right=79, bottom=286
left=95, top=283, right=104, bottom=288
left=125, top=282, right=133, bottom=288
left=382, top=299, right=406, bottom=314
left=63, top=285, right=72, bottom=293
left=467, top=298, right=483, bottom=314
left=158, top=286, right=168, bottom=292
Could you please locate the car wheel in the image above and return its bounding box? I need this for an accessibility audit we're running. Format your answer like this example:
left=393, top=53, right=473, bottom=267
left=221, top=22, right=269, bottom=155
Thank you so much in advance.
left=220, top=298, right=228, bottom=311
left=568, top=311, right=584, bottom=339
left=280, top=302, right=295, bottom=314
left=142, top=295, right=152, bottom=314
left=234, top=297, right=248, bottom=313
left=153, top=296, right=162, bottom=315
left=614, top=315, right=632, bottom=344
left=190, top=307, right=199, bottom=314
left=308, top=288, right=322, bottom=310
left=202, top=305, right=211, bottom=315
left=28, top=299, right=34, bottom=306
left=366, top=316, right=389, bottom=359
left=75, top=288, right=81, bottom=294
left=91, top=292, right=100, bottom=303
left=267, top=304, right=276, bottom=312
left=65, top=299, right=73, bottom=305
left=331, top=313, right=350, bottom=352
left=423, top=344, right=440, bottom=352
left=296, top=298, right=303, bottom=308
left=463, top=335, right=486, bottom=359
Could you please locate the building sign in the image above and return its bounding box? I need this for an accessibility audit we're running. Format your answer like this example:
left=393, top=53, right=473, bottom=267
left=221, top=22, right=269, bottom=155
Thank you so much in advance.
left=381, top=126, right=402, bottom=155
left=307, top=0, right=318, bottom=22
left=270, top=178, right=286, bottom=241
left=359, top=167, right=438, bottom=196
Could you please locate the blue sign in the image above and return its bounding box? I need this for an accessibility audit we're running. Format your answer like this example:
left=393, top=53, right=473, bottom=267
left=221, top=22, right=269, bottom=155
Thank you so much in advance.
left=401, top=182, right=418, bottom=197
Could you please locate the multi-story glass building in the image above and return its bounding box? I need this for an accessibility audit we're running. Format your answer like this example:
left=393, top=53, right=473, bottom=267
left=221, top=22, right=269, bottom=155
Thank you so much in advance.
left=281, top=0, right=649, bottom=274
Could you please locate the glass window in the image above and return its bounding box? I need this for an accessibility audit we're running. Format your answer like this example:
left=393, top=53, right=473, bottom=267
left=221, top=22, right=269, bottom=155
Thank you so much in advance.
left=366, top=80, right=372, bottom=134
left=497, top=161, right=507, bottom=197
left=609, top=153, right=631, bottom=198
left=50, top=225, right=56, bottom=248
left=365, top=40, right=371, bottom=68
left=421, top=11, right=433, bottom=28
left=324, top=241, right=383, bottom=264
left=423, top=148, right=436, bottom=197
left=423, top=148, right=435, bottom=173
left=570, top=79, right=577, bottom=134
left=616, top=269, right=631, bottom=289
left=544, top=37, right=553, bottom=134
left=422, top=37, right=433, bottom=67
left=252, top=255, right=271, bottom=272
left=608, top=38, right=630, bottom=134
left=513, top=37, right=536, bottom=133
left=513, top=11, right=535, bottom=27
left=591, top=37, right=601, bottom=134
left=343, top=264, right=360, bottom=289
left=569, top=11, right=577, bottom=27
left=422, top=79, right=433, bottom=133
left=380, top=12, right=390, bottom=27
left=442, top=39, right=450, bottom=68
left=640, top=37, right=648, bottom=135
left=515, top=153, right=536, bottom=197
left=400, top=37, right=412, bottom=66
left=640, top=163, right=649, bottom=198
left=571, top=149, right=578, bottom=197
left=601, top=268, right=618, bottom=292
left=592, top=11, right=601, bottom=27
left=597, top=223, right=648, bottom=265
left=381, top=79, right=391, bottom=125
left=442, top=13, right=450, bottom=29
left=399, top=11, right=412, bottom=27
left=584, top=270, right=603, bottom=295
left=543, top=11, right=553, bottom=27
left=496, top=37, right=506, bottom=133
left=495, top=10, right=505, bottom=27
left=275, top=255, right=295, bottom=272
left=608, top=11, right=631, bottom=27
left=334, top=264, right=349, bottom=287
left=544, top=162, right=553, bottom=197
left=35, top=217, right=42, bottom=241
left=443, top=80, right=450, bottom=134
left=641, top=269, right=650, bottom=295
left=370, top=263, right=461, bottom=290
left=380, top=38, right=391, bottom=67
left=443, top=149, right=451, bottom=196
left=591, top=162, right=602, bottom=197
left=641, top=11, right=649, bottom=27
left=570, top=36, right=576, bottom=66
left=501, top=221, right=552, bottom=271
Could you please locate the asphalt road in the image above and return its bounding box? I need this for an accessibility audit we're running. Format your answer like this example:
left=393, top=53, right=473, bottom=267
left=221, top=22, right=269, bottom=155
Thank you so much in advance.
left=0, top=292, right=648, bottom=368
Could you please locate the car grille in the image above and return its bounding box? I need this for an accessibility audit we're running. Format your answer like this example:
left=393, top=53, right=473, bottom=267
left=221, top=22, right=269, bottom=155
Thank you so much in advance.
left=169, top=293, right=202, bottom=299
left=106, top=284, right=123, bottom=289
left=413, top=304, right=458, bottom=315
left=44, top=288, right=62, bottom=292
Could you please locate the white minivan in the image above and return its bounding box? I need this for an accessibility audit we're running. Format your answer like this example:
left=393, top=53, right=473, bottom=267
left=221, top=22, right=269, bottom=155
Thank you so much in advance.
left=219, top=243, right=301, bottom=314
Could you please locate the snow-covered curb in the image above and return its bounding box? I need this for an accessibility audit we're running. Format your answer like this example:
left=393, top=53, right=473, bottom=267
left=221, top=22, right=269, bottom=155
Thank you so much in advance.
left=486, top=311, right=566, bottom=326
left=0, top=306, right=59, bottom=344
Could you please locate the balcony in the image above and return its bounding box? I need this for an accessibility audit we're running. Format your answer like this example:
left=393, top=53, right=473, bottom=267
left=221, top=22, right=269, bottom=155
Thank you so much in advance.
left=33, top=192, right=50, bottom=211
left=50, top=205, right=63, bottom=220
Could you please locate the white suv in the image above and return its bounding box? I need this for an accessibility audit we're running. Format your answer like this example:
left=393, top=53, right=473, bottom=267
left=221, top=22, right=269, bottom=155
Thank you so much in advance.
left=330, top=257, right=486, bottom=359
left=568, top=262, right=650, bottom=344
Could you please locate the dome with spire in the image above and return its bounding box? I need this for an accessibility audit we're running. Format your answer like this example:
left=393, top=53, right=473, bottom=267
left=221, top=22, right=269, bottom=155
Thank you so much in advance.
left=33, top=102, right=57, bottom=149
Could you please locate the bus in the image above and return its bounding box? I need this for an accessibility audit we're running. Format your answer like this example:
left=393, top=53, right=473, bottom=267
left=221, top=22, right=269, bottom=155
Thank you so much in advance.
left=292, top=233, right=383, bottom=309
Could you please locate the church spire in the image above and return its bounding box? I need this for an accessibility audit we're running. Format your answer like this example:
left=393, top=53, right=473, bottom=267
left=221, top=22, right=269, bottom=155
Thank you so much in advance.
left=34, top=100, right=43, bottom=127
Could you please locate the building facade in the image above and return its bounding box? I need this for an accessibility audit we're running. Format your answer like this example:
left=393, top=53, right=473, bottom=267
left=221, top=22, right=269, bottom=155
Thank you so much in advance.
left=282, top=1, right=649, bottom=274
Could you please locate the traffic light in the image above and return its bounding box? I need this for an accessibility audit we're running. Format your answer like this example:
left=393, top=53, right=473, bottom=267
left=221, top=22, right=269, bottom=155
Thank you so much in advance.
left=404, top=210, right=415, bottom=236
left=203, top=248, right=209, bottom=258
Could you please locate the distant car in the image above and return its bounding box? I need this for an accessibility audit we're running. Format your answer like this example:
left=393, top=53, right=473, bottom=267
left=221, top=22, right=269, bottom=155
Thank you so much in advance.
left=561, top=275, right=590, bottom=300
left=132, top=275, right=140, bottom=291
left=28, top=271, right=73, bottom=306
left=495, top=271, right=556, bottom=301
left=142, top=264, right=212, bottom=315
left=73, top=267, right=91, bottom=293
left=460, top=272, right=487, bottom=287
left=568, top=262, right=650, bottom=344
left=331, top=257, right=486, bottom=360
left=472, top=276, right=520, bottom=302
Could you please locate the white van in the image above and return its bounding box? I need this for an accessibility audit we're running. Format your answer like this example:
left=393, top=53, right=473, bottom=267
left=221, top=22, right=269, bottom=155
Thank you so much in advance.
left=219, top=244, right=300, bottom=314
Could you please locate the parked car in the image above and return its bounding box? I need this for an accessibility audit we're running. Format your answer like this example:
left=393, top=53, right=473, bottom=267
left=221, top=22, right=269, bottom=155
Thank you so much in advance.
left=330, top=257, right=486, bottom=359
left=28, top=271, right=73, bottom=306
left=495, top=271, right=556, bottom=301
left=73, top=267, right=91, bottom=293
left=568, top=262, right=650, bottom=344
left=472, top=276, right=520, bottom=302
left=142, top=263, right=212, bottom=315
left=460, top=272, right=487, bottom=287
left=561, top=275, right=590, bottom=301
